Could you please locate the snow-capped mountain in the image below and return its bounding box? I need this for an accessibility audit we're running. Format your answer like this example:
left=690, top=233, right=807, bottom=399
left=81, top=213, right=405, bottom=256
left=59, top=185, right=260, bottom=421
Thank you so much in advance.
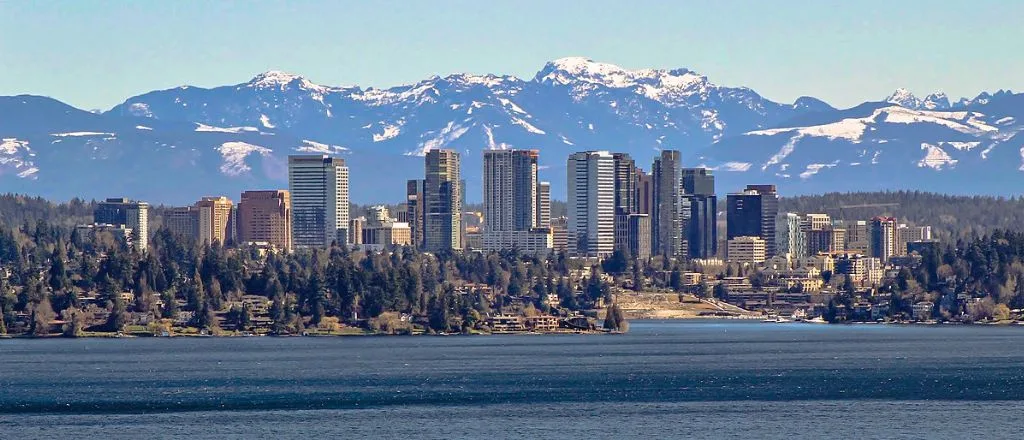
left=0, top=58, right=1021, bottom=204
left=700, top=92, right=1024, bottom=195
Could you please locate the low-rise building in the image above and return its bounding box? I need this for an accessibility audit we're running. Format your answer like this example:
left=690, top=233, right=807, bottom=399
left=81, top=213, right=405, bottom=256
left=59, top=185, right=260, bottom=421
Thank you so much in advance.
left=727, top=236, right=766, bottom=264
left=682, top=272, right=703, bottom=286
left=488, top=315, right=526, bottom=332
left=912, top=301, right=934, bottom=321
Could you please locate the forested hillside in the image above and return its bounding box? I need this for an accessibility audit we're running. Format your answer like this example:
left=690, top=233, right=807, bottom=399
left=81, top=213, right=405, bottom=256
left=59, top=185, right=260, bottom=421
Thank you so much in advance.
left=780, top=191, right=1024, bottom=241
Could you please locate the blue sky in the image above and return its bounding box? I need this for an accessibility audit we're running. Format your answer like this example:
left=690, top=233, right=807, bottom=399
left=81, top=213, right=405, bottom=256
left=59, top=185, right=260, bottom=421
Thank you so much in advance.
left=1, top=0, right=1020, bottom=110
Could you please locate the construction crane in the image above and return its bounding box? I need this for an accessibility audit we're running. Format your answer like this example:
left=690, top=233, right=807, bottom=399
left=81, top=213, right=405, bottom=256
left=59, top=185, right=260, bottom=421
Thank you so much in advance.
left=831, top=203, right=900, bottom=220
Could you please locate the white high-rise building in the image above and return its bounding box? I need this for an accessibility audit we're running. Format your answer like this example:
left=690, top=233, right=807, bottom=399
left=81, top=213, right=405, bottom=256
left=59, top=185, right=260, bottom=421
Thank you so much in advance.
left=775, top=212, right=806, bottom=258
left=288, top=155, right=350, bottom=248
left=94, top=198, right=149, bottom=251
left=537, top=181, right=551, bottom=229
left=567, top=151, right=615, bottom=257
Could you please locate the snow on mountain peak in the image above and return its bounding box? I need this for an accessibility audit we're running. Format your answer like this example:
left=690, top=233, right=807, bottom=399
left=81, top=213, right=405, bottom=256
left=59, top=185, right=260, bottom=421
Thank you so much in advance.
left=538, top=57, right=639, bottom=87
left=922, top=92, right=950, bottom=110
left=885, top=89, right=952, bottom=110
left=536, top=57, right=712, bottom=107
left=885, top=88, right=922, bottom=108
left=247, top=70, right=324, bottom=92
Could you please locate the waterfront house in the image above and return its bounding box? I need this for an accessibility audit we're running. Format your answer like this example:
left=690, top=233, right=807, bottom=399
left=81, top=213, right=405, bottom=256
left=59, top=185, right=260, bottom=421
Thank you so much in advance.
left=912, top=302, right=934, bottom=321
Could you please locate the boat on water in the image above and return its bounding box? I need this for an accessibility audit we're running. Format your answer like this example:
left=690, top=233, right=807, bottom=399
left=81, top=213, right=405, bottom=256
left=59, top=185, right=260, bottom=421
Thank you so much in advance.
left=805, top=316, right=828, bottom=324
left=761, top=315, right=792, bottom=323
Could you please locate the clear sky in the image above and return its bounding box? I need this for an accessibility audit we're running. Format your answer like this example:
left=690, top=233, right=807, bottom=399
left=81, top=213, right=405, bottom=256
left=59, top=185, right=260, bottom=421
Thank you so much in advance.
left=1, top=0, right=1021, bottom=110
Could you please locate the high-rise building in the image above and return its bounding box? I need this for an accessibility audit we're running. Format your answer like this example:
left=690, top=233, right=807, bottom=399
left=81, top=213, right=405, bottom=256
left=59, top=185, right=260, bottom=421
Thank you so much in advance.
left=611, top=153, right=639, bottom=254
left=686, top=194, right=718, bottom=259
left=424, top=149, right=462, bottom=252
left=481, top=149, right=551, bottom=254
left=406, top=180, right=425, bottom=249
left=94, top=197, right=149, bottom=251
left=806, top=229, right=843, bottom=255
left=536, top=181, right=551, bottom=228
left=627, top=214, right=652, bottom=260
left=165, top=206, right=198, bottom=239
left=682, top=168, right=715, bottom=196
left=288, top=155, right=349, bottom=248
left=836, top=220, right=870, bottom=255
left=775, top=212, right=806, bottom=258
left=652, top=150, right=684, bottom=258
left=727, top=185, right=779, bottom=257
left=483, top=149, right=538, bottom=233
left=349, top=217, right=365, bottom=245
left=551, top=216, right=569, bottom=254
left=635, top=168, right=654, bottom=216
left=803, top=213, right=832, bottom=231
left=612, top=153, right=637, bottom=214
left=897, top=225, right=932, bottom=256
left=870, top=216, right=899, bottom=263
left=679, top=167, right=717, bottom=259
left=196, top=196, right=233, bottom=245
left=567, top=151, right=615, bottom=257
left=237, top=190, right=292, bottom=251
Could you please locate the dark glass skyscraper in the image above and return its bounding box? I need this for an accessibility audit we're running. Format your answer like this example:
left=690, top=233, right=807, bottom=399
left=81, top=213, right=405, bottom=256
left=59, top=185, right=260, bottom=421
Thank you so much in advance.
left=726, top=184, right=779, bottom=257
left=682, top=168, right=715, bottom=196
left=652, top=150, right=684, bottom=258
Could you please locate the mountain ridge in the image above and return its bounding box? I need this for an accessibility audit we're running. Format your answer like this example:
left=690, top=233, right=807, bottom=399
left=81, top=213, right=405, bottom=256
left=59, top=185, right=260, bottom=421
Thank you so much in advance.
left=2, top=58, right=1022, bottom=205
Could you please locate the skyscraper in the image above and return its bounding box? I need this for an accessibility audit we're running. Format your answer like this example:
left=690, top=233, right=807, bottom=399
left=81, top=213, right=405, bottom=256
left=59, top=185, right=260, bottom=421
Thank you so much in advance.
left=237, top=190, right=292, bottom=251
left=635, top=168, right=654, bottom=216
left=726, top=185, right=779, bottom=257
left=652, top=150, right=684, bottom=258
left=567, top=151, right=615, bottom=257
left=165, top=206, right=198, bottom=239
left=406, top=179, right=425, bottom=249
left=424, top=149, right=462, bottom=252
left=196, top=196, right=233, bottom=245
left=686, top=195, right=718, bottom=259
left=288, top=155, right=350, bottom=248
left=897, top=225, right=932, bottom=256
left=536, top=181, right=551, bottom=228
left=483, top=149, right=538, bottom=233
left=94, top=197, right=149, bottom=251
left=612, top=153, right=637, bottom=214
left=870, top=216, right=898, bottom=263
left=482, top=149, right=551, bottom=253
left=681, top=167, right=717, bottom=259
left=612, top=153, right=638, bottom=254
left=775, top=212, right=806, bottom=258
left=836, top=219, right=870, bottom=255
left=682, top=168, right=715, bottom=197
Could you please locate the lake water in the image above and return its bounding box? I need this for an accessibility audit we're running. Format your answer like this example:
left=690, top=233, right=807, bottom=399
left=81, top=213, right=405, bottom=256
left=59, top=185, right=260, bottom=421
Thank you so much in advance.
left=2, top=321, right=1024, bottom=439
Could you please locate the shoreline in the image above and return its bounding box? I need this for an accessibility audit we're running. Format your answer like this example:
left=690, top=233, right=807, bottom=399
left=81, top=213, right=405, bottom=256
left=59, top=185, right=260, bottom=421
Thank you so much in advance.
left=6, top=319, right=1023, bottom=339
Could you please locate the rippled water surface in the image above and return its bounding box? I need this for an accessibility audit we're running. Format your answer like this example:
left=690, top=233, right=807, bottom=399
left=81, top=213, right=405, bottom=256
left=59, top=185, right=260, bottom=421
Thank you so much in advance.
left=2, top=321, right=1023, bottom=438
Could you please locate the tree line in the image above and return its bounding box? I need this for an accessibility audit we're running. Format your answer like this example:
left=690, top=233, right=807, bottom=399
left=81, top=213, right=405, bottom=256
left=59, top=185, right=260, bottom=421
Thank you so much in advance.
left=826, top=230, right=1024, bottom=322
left=780, top=190, right=1024, bottom=242
left=0, top=215, right=618, bottom=336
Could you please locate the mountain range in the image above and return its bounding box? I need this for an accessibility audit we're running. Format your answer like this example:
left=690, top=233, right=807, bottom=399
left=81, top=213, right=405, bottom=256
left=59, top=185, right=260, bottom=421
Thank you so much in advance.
left=1, top=57, right=1021, bottom=205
